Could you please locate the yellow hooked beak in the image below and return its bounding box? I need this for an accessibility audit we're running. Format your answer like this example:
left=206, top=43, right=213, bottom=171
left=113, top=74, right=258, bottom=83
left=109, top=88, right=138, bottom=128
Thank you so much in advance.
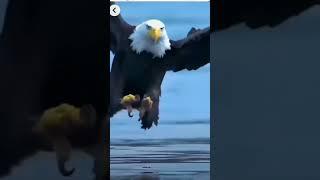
left=148, top=28, right=162, bottom=42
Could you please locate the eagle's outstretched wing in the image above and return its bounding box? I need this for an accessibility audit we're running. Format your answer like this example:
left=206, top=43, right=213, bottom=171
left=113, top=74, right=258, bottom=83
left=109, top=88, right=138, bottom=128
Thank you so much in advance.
left=110, top=2, right=135, bottom=54
left=163, top=27, right=211, bottom=72
left=214, top=0, right=320, bottom=30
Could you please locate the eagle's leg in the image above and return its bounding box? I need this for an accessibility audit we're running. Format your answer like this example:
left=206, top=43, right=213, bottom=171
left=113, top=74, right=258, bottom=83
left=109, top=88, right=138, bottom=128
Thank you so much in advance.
left=138, top=88, right=160, bottom=129
left=33, top=104, right=97, bottom=177
left=139, top=96, right=160, bottom=129
left=120, top=94, right=141, bottom=117
left=139, top=96, right=153, bottom=120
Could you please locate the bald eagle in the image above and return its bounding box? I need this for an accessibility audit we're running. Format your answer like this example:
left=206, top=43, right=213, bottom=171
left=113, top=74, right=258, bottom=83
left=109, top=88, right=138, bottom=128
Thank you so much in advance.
left=110, top=4, right=211, bottom=129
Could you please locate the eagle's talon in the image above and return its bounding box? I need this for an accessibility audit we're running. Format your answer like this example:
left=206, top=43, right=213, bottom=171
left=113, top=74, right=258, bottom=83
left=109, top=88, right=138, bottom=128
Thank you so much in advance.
left=120, top=94, right=140, bottom=118
left=33, top=103, right=95, bottom=177
left=139, top=96, right=153, bottom=119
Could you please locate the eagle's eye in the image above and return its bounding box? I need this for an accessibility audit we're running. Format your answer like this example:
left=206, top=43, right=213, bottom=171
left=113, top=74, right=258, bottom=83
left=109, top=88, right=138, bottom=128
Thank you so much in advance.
left=160, top=27, right=164, bottom=31
left=146, top=24, right=152, bottom=30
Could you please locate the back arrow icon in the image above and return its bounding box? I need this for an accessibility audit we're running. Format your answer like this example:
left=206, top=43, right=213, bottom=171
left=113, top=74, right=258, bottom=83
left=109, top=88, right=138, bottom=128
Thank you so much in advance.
left=110, top=5, right=120, bottom=17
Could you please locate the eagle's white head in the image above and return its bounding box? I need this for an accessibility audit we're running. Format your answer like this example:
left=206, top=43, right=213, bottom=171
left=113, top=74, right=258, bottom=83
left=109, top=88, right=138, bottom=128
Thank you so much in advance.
left=129, top=19, right=171, bottom=59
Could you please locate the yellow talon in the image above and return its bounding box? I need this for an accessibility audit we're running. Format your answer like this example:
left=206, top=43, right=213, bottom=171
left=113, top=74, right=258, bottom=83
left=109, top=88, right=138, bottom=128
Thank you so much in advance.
left=34, top=103, right=83, bottom=135
left=120, top=94, right=140, bottom=117
left=120, top=94, right=137, bottom=105
left=139, top=96, right=153, bottom=119
left=32, top=103, right=96, bottom=177
left=142, top=96, right=153, bottom=110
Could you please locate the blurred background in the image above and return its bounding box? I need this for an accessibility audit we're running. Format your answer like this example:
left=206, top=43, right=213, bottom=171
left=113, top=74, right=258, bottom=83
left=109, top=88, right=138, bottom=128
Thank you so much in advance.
left=0, top=0, right=99, bottom=179
left=0, top=0, right=8, bottom=33
left=214, top=5, right=320, bottom=180
left=110, top=2, right=211, bottom=179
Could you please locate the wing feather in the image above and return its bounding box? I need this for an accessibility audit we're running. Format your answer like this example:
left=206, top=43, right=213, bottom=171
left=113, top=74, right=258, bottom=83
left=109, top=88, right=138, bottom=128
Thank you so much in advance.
left=164, top=27, right=210, bottom=72
left=110, top=2, right=135, bottom=54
